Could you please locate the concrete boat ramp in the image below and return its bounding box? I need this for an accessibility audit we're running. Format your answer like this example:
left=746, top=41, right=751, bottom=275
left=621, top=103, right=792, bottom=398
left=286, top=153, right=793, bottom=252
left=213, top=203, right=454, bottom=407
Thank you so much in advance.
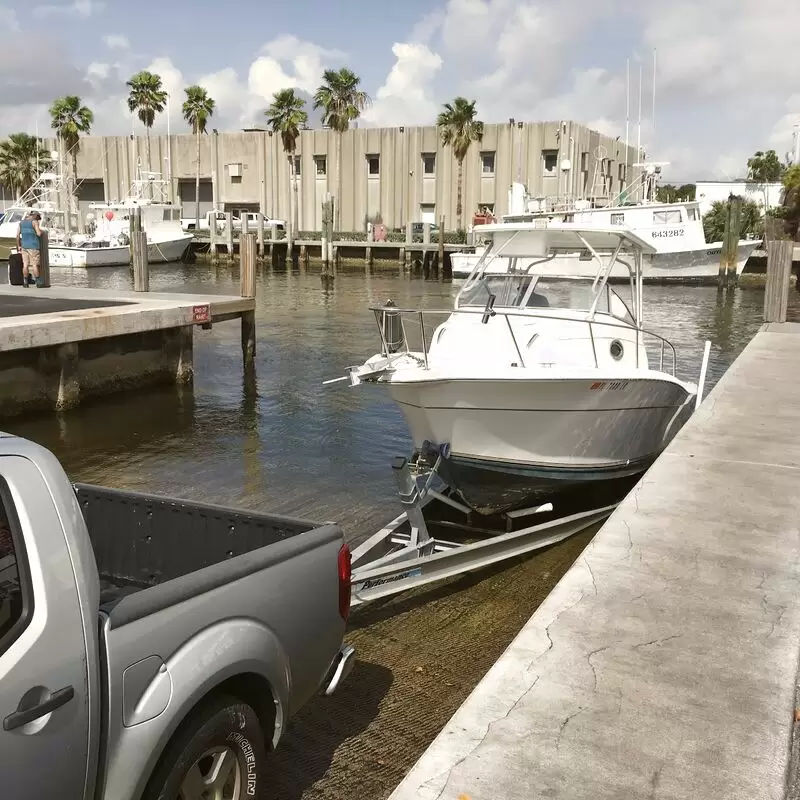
left=390, top=323, right=800, bottom=800
left=0, top=284, right=254, bottom=416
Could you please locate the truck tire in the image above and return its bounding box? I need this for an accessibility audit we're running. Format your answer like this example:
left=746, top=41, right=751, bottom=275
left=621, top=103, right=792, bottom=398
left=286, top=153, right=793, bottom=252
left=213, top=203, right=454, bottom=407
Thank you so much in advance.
left=142, top=695, right=266, bottom=800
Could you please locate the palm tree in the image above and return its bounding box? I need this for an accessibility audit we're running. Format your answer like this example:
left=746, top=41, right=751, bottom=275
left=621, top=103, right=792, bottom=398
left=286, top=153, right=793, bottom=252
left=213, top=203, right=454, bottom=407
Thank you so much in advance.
left=49, top=95, right=93, bottom=226
left=266, top=88, right=308, bottom=252
left=126, top=70, right=168, bottom=178
left=0, top=133, right=51, bottom=200
left=182, top=85, right=215, bottom=235
left=313, top=68, right=370, bottom=230
left=437, top=97, right=484, bottom=230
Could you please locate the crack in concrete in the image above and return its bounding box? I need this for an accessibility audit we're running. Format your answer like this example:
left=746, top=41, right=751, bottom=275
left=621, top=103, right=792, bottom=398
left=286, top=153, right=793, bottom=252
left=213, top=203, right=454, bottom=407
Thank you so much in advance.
left=555, top=706, right=585, bottom=750
left=429, top=676, right=542, bottom=800
left=584, top=557, right=598, bottom=595
left=633, top=633, right=682, bottom=650
left=586, top=645, right=611, bottom=691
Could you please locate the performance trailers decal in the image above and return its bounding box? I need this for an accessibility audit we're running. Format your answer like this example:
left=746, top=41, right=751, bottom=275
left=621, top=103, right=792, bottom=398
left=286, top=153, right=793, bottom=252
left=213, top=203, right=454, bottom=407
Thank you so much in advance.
left=590, top=381, right=629, bottom=391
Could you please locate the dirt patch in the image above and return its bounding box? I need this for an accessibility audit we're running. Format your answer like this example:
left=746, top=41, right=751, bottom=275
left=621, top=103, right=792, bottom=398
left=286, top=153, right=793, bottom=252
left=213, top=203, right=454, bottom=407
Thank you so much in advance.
left=264, top=526, right=597, bottom=800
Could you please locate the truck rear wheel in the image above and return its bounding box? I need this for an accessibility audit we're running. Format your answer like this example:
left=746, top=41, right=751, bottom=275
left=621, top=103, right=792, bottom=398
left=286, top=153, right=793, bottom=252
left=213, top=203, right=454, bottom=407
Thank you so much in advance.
left=143, top=695, right=266, bottom=800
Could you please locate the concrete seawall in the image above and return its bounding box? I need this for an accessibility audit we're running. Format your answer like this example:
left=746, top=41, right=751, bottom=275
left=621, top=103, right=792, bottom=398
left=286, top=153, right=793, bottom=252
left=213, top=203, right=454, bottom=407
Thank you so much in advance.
left=389, top=322, right=800, bottom=800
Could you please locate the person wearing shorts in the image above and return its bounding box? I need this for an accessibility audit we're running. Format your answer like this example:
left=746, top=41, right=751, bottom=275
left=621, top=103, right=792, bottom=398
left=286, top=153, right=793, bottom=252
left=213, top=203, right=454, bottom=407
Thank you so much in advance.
left=16, top=211, right=42, bottom=287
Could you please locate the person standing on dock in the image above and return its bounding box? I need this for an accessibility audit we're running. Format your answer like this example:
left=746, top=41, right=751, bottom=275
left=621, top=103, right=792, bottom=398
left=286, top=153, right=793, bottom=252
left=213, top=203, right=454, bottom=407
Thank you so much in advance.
left=16, top=211, right=43, bottom=288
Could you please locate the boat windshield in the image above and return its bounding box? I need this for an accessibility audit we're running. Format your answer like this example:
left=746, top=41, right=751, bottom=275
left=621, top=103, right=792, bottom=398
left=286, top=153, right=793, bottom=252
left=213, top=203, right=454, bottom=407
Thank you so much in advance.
left=456, top=275, right=635, bottom=323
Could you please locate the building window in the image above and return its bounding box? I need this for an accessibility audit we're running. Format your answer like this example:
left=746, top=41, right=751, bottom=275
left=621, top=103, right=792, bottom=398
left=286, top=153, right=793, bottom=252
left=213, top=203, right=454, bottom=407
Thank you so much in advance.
left=580, top=152, right=589, bottom=172
left=367, top=155, right=380, bottom=176
left=610, top=213, right=625, bottom=226
left=293, top=156, right=301, bottom=176
left=481, top=152, right=495, bottom=175
left=653, top=210, right=682, bottom=225
left=618, top=164, right=626, bottom=181
left=422, top=153, right=436, bottom=175
left=542, top=150, right=559, bottom=177
left=314, top=156, right=327, bottom=176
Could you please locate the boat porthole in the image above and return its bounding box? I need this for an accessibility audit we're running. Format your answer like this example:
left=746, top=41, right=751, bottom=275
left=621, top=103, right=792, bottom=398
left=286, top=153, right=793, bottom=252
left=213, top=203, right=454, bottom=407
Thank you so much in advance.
left=610, top=340, right=624, bottom=360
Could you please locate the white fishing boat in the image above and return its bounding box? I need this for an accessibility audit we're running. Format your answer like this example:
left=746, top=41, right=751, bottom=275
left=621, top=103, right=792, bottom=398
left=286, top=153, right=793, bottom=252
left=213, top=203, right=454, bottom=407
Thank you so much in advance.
left=0, top=167, right=191, bottom=267
left=344, top=224, right=705, bottom=516
left=452, top=168, right=761, bottom=283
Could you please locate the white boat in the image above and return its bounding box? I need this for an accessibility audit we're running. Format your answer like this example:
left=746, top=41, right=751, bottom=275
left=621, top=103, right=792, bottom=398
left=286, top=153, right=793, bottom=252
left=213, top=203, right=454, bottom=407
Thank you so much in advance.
left=0, top=167, right=192, bottom=267
left=346, top=224, right=704, bottom=516
left=452, top=169, right=761, bottom=283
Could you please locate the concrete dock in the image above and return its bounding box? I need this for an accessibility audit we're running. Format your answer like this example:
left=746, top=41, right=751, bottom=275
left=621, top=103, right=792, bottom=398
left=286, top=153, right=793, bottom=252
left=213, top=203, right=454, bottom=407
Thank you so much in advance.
left=389, top=322, right=800, bottom=800
left=0, top=284, right=254, bottom=416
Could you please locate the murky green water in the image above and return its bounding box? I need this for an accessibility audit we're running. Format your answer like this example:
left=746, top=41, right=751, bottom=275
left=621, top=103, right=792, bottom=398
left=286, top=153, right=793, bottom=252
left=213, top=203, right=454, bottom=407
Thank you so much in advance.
left=5, top=263, right=798, bottom=536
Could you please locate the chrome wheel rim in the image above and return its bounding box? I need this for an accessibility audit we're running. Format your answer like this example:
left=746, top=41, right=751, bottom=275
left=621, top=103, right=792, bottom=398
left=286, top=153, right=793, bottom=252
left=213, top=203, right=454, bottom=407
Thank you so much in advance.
left=178, top=745, right=242, bottom=800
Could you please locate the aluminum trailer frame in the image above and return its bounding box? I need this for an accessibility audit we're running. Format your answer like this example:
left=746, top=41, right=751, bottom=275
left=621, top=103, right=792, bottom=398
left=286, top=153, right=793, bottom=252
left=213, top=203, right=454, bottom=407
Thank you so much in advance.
left=350, top=448, right=619, bottom=607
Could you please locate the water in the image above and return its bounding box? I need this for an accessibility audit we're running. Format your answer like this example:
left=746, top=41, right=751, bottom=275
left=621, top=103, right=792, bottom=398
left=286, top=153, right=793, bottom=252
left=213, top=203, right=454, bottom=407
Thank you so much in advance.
left=5, top=263, right=799, bottom=537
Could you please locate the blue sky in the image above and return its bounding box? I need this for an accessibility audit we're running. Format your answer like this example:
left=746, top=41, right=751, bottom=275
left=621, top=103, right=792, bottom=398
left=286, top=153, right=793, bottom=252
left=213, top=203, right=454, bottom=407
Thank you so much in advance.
left=0, top=0, right=798, bottom=181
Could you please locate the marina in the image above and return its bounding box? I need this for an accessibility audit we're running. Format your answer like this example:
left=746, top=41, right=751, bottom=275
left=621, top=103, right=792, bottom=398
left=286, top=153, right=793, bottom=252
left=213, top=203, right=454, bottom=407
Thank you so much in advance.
left=0, top=261, right=796, bottom=799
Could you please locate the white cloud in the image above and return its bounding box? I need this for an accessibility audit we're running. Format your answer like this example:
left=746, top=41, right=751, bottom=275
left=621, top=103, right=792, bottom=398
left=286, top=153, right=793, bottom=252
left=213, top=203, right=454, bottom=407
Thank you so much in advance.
left=362, top=43, right=443, bottom=128
left=0, top=5, right=19, bottom=31
left=34, top=0, right=104, bottom=17
left=103, top=34, right=129, bottom=50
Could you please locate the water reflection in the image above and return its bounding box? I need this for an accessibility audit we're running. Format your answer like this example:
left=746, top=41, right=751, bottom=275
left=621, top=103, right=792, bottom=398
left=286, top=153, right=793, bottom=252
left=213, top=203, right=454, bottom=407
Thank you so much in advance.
left=4, top=263, right=798, bottom=537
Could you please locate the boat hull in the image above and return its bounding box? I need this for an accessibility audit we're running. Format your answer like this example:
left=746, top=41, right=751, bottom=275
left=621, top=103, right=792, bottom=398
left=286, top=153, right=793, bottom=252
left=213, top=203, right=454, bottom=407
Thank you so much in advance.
left=0, top=235, right=192, bottom=267
left=451, top=241, right=760, bottom=283
left=389, top=375, right=695, bottom=514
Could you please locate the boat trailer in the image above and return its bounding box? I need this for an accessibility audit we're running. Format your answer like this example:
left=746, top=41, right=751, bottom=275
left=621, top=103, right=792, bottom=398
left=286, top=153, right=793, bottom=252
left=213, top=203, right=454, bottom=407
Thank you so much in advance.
left=350, top=444, right=619, bottom=607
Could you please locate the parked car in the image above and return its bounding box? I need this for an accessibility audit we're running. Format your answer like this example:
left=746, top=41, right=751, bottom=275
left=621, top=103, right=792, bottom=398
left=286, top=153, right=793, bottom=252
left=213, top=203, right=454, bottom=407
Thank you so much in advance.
left=181, top=210, right=285, bottom=233
left=0, top=434, right=354, bottom=800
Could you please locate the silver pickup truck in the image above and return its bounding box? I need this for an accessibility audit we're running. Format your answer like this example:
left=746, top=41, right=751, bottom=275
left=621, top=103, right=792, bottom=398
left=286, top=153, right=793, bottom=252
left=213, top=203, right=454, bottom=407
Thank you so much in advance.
left=0, top=434, right=354, bottom=800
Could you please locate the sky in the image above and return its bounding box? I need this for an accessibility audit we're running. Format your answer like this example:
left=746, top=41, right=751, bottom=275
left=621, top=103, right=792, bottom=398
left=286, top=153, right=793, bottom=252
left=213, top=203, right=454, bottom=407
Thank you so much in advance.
left=0, top=0, right=798, bottom=182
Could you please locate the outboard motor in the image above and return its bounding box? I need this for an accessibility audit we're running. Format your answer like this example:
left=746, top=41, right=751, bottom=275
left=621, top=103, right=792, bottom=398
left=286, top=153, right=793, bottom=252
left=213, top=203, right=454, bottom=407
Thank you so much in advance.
left=378, top=298, right=406, bottom=354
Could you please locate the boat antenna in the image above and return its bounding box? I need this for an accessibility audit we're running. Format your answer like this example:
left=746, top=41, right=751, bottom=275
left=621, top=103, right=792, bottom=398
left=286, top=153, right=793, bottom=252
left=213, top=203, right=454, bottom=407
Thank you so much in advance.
left=625, top=57, right=630, bottom=158
left=637, top=61, right=643, bottom=202
left=651, top=48, right=657, bottom=155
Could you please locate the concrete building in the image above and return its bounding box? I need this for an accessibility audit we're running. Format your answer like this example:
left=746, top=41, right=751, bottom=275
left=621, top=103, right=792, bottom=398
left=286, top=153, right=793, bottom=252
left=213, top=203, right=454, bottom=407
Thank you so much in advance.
left=54, top=121, right=640, bottom=231
left=695, top=180, right=785, bottom=216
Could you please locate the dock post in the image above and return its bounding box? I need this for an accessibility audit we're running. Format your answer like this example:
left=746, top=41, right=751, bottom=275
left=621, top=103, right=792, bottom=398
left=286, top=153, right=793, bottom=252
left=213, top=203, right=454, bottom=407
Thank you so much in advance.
left=423, top=222, right=431, bottom=245
left=321, top=195, right=331, bottom=281
left=257, top=215, right=264, bottom=260
left=241, top=311, right=256, bottom=369
left=443, top=251, right=453, bottom=281
left=225, top=211, right=234, bottom=258
left=240, top=233, right=257, bottom=298
left=132, top=230, right=149, bottom=291
left=39, top=229, right=51, bottom=288
left=300, top=243, right=307, bottom=272
left=764, top=239, right=793, bottom=323
left=717, top=195, right=742, bottom=289
left=241, top=211, right=249, bottom=240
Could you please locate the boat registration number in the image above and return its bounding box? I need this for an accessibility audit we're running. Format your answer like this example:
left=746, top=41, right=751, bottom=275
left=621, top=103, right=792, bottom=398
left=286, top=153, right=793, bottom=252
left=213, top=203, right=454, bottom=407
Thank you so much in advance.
left=652, top=228, right=684, bottom=238
left=591, top=381, right=629, bottom=391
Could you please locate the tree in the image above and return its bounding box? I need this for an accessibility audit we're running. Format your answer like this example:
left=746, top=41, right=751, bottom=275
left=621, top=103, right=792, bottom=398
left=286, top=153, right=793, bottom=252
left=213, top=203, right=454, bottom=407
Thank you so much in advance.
left=49, top=95, right=93, bottom=226
left=126, top=70, right=168, bottom=179
left=779, top=164, right=800, bottom=240
left=437, top=97, right=484, bottom=230
left=313, top=68, right=370, bottom=230
left=702, top=197, right=763, bottom=243
left=656, top=183, right=695, bottom=203
left=182, top=85, right=215, bottom=235
left=0, top=133, right=51, bottom=200
left=266, top=88, right=308, bottom=252
left=747, top=150, right=784, bottom=183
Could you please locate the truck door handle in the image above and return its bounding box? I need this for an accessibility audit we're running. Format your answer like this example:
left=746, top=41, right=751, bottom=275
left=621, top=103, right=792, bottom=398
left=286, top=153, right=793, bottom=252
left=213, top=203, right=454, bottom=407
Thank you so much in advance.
left=3, top=686, right=75, bottom=731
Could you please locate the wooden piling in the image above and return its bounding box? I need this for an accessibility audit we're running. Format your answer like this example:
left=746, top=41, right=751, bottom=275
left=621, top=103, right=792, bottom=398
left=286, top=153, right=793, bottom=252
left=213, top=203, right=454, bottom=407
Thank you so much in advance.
left=225, top=211, right=234, bottom=258
left=321, top=194, right=331, bottom=279
left=423, top=222, right=431, bottom=245
left=241, top=211, right=249, bottom=238
left=39, top=229, right=51, bottom=288
left=718, top=195, right=742, bottom=288
left=132, top=231, right=149, bottom=291
left=438, top=215, right=445, bottom=280
left=240, top=233, right=257, bottom=298
left=764, top=239, right=793, bottom=323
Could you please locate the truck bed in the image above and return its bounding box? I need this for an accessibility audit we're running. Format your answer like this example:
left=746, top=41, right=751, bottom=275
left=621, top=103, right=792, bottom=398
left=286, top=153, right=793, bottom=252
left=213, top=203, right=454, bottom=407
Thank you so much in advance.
left=75, top=483, right=333, bottom=613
